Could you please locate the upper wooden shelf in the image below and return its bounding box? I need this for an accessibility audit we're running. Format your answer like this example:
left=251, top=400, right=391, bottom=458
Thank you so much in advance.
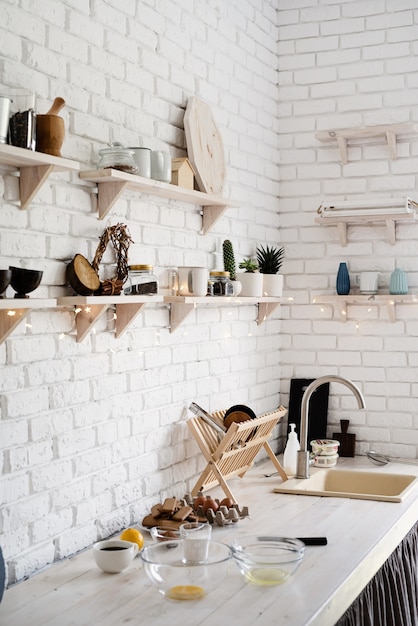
left=315, top=122, right=418, bottom=164
left=0, top=298, right=57, bottom=344
left=0, top=144, right=80, bottom=209
left=315, top=197, right=418, bottom=246
left=313, top=294, right=418, bottom=322
left=79, top=169, right=239, bottom=233
left=163, top=295, right=287, bottom=332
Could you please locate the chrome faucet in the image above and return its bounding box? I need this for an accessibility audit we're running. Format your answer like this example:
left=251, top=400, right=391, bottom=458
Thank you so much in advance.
left=296, top=375, right=366, bottom=479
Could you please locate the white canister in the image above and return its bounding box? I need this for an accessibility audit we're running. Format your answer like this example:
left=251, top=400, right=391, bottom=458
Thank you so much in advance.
left=128, top=147, right=151, bottom=178
left=151, top=150, right=171, bottom=183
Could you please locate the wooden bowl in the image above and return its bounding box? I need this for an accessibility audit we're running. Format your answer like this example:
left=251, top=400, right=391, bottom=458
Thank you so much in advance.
left=36, top=114, right=65, bottom=157
left=224, top=404, right=257, bottom=429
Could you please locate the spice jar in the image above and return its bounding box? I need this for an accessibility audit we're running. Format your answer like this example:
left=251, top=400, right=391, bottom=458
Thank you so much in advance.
left=124, top=265, right=159, bottom=295
left=208, top=271, right=234, bottom=296
left=97, top=144, right=138, bottom=174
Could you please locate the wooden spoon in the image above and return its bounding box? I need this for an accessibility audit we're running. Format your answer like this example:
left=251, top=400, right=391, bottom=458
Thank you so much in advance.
left=45, top=97, right=65, bottom=116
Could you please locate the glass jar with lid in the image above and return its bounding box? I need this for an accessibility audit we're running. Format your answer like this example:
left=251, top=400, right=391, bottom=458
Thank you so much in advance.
left=208, top=271, right=234, bottom=296
left=97, top=144, right=138, bottom=174
left=124, top=265, right=159, bottom=295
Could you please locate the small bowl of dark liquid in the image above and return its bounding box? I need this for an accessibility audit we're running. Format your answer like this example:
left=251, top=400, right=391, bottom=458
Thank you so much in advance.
left=93, top=539, right=139, bottom=573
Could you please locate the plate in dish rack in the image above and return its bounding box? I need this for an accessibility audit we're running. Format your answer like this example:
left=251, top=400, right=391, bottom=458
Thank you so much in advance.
left=184, top=96, right=227, bottom=195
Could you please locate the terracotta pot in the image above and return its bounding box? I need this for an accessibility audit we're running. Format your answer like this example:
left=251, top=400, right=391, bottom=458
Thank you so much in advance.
left=36, top=114, right=65, bottom=156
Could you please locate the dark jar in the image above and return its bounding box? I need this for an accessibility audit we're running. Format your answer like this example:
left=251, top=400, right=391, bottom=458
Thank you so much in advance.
left=208, top=271, right=234, bottom=296
left=124, top=265, right=159, bottom=295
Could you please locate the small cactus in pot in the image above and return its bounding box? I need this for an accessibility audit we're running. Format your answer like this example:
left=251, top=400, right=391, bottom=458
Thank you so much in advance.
left=222, top=239, right=237, bottom=280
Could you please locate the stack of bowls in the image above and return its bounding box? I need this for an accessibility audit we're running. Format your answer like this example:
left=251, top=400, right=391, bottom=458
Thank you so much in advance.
left=310, top=439, right=340, bottom=467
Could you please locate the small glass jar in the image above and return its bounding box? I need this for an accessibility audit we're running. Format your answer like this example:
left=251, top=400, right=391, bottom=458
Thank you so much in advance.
left=124, top=265, right=159, bottom=295
left=208, top=271, right=234, bottom=296
left=97, top=145, right=138, bottom=174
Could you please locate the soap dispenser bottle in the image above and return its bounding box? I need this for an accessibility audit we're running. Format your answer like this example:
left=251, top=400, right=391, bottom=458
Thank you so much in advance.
left=283, top=423, right=300, bottom=476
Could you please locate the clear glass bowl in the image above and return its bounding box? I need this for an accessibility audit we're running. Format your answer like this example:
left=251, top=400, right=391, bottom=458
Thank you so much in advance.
left=230, top=535, right=305, bottom=586
left=140, top=539, right=232, bottom=601
left=150, top=526, right=181, bottom=542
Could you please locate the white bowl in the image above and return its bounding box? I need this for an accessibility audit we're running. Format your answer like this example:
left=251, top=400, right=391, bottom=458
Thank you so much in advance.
left=310, top=439, right=340, bottom=456
left=313, top=453, right=339, bottom=467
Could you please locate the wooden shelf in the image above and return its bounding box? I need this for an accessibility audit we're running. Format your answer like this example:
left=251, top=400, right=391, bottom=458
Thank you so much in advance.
left=57, top=295, right=163, bottom=342
left=315, top=211, right=418, bottom=246
left=315, top=122, right=418, bottom=164
left=0, top=144, right=80, bottom=209
left=313, top=294, right=418, bottom=322
left=79, top=168, right=238, bottom=233
left=0, top=298, right=57, bottom=343
left=164, top=295, right=286, bottom=332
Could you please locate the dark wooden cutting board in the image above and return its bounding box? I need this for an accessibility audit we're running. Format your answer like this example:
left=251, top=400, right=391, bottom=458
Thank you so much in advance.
left=286, top=378, right=330, bottom=447
left=333, top=419, right=356, bottom=457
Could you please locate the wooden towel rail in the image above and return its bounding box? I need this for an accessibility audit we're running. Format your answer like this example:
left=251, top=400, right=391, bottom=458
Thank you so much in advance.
left=187, top=406, right=288, bottom=502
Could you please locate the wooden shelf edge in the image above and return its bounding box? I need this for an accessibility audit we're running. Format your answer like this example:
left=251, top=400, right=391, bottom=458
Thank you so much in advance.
left=0, top=144, right=80, bottom=171
left=313, top=294, right=418, bottom=323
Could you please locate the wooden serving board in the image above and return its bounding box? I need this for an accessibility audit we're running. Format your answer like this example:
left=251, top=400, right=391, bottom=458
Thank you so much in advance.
left=184, top=96, right=227, bottom=195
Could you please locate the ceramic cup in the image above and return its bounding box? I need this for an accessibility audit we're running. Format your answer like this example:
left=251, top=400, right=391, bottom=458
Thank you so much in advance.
left=180, top=522, right=212, bottom=563
left=151, top=150, right=171, bottom=183
left=93, top=539, right=139, bottom=573
left=128, top=147, right=151, bottom=178
left=355, top=272, right=379, bottom=295
left=178, top=267, right=209, bottom=297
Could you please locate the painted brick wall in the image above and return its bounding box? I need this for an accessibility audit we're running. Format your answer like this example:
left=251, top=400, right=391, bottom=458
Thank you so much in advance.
left=0, top=0, right=281, bottom=584
left=277, top=1, right=418, bottom=460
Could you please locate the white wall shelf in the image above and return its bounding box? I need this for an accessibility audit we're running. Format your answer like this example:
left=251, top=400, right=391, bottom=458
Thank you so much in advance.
left=0, top=298, right=57, bottom=344
left=0, top=144, right=80, bottom=209
left=315, top=122, right=418, bottom=164
left=79, top=169, right=239, bottom=233
left=57, top=295, right=164, bottom=342
left=313, top=294, right=417, bottom=323
left=164, top=296, right=286, bottom=332
left=315, top=198, right=418, bottom=246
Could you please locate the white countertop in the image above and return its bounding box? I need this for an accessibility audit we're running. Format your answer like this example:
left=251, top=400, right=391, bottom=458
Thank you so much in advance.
left=2, top=456, right=418, bottom=626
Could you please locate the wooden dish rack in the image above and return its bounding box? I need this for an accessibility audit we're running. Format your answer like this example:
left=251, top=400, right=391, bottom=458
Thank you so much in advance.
left=187, top=406, right=288, bottom=502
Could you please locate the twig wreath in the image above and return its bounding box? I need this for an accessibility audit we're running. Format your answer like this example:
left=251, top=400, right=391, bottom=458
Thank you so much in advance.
left=92, top=223, right=134, bottom=295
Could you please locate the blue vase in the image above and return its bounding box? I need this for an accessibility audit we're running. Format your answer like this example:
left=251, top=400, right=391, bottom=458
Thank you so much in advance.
left=389, top=268, right=408, bottom=295
left=336, top=262, right=350, bottom=295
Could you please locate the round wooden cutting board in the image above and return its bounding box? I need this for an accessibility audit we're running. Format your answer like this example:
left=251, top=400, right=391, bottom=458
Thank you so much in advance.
left=184, top=96, right=227, bottom=195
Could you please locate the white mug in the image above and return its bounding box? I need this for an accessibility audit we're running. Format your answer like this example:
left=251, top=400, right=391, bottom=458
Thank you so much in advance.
left=178, top=267, right=208, bottom=297
left=93, top=539, right=138, bottom=573
left=356, top=272, right=379, bottom=294
left=151, top=150, right=171, bottom=183
left=128, top=147, right=151, bottom=178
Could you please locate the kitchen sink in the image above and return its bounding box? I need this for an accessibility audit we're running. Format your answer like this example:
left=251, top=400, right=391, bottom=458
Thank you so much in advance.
left=273, top=468, right=418, bottom=502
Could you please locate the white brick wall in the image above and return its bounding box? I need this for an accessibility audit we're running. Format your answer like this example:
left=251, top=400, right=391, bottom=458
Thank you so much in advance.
left=278, top=0, right=418, bottom=467
left=0, top=0, right=282, bottom=584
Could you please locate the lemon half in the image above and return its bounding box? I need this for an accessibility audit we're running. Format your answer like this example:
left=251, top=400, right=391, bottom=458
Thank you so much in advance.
left=120, top=528, right=144, bottom=550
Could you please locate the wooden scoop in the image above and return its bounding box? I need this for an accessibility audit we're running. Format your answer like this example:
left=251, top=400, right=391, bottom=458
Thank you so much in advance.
left=46, top=97, right=65, bottom=116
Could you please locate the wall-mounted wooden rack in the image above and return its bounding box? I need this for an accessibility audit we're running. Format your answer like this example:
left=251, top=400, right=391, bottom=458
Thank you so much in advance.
left=56, top=295, right=164, bottom=342
left=79, top=169, right=238, bottom=233
left=315, top=122, right=418, bottom=164
left=313, top=294, right=417, bottom=322
left=164, top=296, right=286, bottom=332
left=0, top=144, right=80, bottom=209
left=0, top=298, right=57, bottom=343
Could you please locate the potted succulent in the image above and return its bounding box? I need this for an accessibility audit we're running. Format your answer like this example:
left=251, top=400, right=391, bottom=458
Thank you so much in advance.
left=256, top=244, right=285, bottom=297
left=222, top=239, right=242, bottom=295
left=237, top=257, right=263, bottom=297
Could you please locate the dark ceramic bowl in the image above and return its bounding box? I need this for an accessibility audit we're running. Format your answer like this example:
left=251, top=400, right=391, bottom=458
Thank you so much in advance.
left=9, top=266, right=43, bottom=298
left=0, top=269, right=12, bottom=297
